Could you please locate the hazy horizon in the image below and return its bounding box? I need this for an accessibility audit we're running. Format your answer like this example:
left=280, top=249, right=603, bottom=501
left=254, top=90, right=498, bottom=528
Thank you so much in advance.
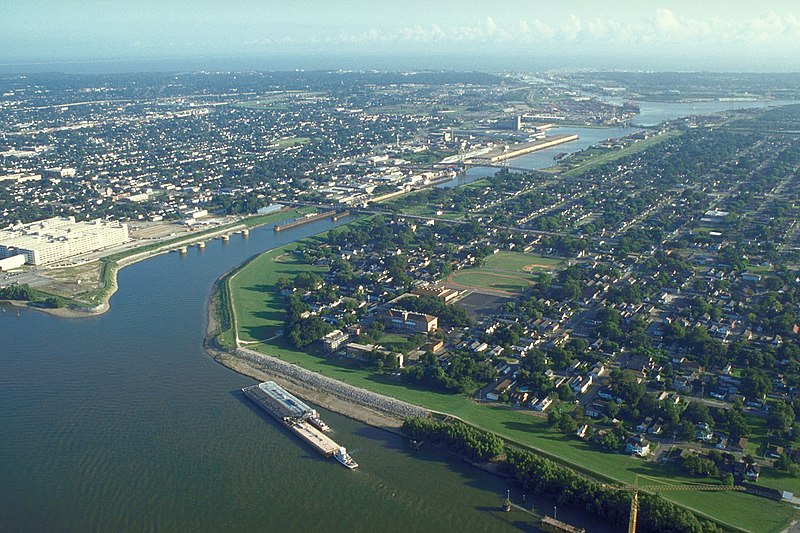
left=2, top=1, right=800, bottom=74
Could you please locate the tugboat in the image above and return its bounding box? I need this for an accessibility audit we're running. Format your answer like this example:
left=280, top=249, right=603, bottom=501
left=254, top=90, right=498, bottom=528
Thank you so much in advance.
left=334, top=446, right=358, bottom=469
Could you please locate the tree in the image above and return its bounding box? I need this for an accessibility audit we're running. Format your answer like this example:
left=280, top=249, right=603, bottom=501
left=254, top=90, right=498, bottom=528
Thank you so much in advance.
left=275, top=277, right=291, bottom=291
left=681, top=454, right=719, bottom=477
left=609, top=369, right=645, bottom=405
left=683, top=401, right=712, bottom=426
left=557, top=383, right=573, bottom=400
left=725, top=407, right=751, bottom=439
left=293, top=271, right=323, bottom=290
left=741, top=368, right=772, bottom=400
left=768, top=401, right=795, bottom=434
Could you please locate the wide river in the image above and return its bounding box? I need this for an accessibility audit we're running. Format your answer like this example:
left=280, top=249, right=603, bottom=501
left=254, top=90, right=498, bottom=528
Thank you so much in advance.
left=0, top=218, right=612, bottom=532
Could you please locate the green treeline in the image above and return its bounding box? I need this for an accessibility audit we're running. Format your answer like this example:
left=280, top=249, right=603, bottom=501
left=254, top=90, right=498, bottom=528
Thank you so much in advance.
left=396, top=294, right=471, bottom=327
left=402, top=417, right=721, bottom=533
left=403, top=415, right=504, bottom=462
left=0, top=283, right=64, bottom=308
left=0, top=284, right=37, bottom=301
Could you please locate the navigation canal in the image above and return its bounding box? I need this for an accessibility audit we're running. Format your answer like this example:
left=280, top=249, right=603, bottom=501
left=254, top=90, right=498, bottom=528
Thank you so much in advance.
left=0, top=217, right=610, bottom=532
left=441, top=99, right=798, bottom=188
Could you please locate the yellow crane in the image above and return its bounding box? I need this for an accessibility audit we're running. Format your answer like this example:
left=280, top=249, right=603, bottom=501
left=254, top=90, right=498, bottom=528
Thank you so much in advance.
left=609, top=474, right=744, bottom=533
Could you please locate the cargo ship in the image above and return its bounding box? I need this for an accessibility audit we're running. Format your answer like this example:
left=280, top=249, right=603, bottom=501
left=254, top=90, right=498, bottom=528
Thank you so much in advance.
left=242, top=381, right=357, bottom=468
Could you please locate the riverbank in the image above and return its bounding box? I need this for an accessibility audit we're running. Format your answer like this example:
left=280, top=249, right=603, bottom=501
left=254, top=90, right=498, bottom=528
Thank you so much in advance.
left=205, top=279, right=427, bottom=430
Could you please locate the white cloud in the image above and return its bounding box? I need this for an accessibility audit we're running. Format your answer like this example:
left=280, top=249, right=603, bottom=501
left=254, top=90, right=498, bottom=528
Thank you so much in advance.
left=241, top=9, right=800, bottom=54
left=562, top=15, right=583, bottom=41
left=655, top=8, right=681, bottom=34
left=485, top=16, right=497, bottom=35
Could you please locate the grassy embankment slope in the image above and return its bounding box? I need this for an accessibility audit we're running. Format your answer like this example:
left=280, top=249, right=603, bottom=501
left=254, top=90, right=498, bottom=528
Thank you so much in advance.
left=219, top=237, right=794, bottom=533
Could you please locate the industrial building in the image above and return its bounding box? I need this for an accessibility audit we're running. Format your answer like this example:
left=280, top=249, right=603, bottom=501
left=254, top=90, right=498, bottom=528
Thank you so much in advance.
left=0, top=216, right=130, bottom=265
left=0, top=254, right=26, bottom=271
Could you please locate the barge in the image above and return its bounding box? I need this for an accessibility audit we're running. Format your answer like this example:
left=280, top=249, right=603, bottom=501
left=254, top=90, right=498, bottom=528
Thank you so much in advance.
left=242, top=381, right=357, bottom=467
left=274, top=210, right=337, bottom=232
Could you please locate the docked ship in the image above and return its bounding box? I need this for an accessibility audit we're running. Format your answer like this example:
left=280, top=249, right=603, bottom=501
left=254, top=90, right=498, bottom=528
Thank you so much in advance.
left=242, top=381, right=357, bottom=468
left=334, top=446, right=358, bottom=469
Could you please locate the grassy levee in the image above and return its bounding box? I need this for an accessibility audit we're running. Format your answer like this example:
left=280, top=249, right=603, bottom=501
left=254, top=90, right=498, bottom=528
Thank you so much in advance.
left=209, top=266, right=238, bottom=351
left=219, top=230, right=795, bottom=533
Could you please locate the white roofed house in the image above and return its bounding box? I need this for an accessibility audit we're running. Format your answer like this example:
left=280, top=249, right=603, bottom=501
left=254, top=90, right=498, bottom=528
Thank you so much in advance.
left=626, top=435, right=651, bottom=457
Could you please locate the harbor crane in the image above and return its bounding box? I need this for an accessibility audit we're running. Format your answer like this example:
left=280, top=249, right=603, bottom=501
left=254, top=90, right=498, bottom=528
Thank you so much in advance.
left=609, top=474, right=744, bottom=533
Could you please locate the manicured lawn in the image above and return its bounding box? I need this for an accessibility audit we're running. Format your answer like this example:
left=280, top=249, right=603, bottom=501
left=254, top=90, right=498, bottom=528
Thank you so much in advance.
left=377, top=333, right=411, bottom=351
left=448, top=252, right=562, bottom=294
left=271, top=136, right=311, bottom=148
left=223, top=228, right=795, bottom=533
left=746, top=265, right=773, bottom=274
left=228, top=243, right=324, bottom=343
left=759, top=468, right=800, bottom=496
left=744, top=415, right=771, bottom=457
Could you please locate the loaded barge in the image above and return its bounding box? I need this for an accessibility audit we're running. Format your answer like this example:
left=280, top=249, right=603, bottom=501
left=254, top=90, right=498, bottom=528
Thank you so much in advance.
left=274, top=210, right=338, bottom=232
left=242, top=381, right=357, bottom=468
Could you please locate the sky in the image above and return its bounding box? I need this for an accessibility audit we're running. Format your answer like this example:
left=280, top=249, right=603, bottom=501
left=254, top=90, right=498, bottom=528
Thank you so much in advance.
left=2, top=0, right=800, bottom=72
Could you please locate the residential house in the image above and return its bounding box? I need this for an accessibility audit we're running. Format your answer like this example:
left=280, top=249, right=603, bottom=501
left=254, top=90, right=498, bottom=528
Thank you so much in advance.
left=486, top=379, right=515, bottom=401
left=695, top=423, right=714, bottom=442
left=626, top=435, right=651, bottom=457
left=534, top=397, right=553, bottom=412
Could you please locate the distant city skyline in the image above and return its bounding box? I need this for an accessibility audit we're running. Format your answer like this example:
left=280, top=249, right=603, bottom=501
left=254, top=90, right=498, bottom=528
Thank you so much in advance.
left=3, top=1, right=800, bottom=72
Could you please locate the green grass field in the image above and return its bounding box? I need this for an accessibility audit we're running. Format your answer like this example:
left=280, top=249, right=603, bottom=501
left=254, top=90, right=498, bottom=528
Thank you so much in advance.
left=481, top=251, right=563, bottom=272
left=221, top=234, right=795, bottom=533
left=270, top=136, right=311, bottom=148
left=377, top=333, right=411, bottom=351
left=450, top=271, right=534, bottom=292
left=228, top=243, right=325, bottom=343
left=449, top=252, right=563, bottom=294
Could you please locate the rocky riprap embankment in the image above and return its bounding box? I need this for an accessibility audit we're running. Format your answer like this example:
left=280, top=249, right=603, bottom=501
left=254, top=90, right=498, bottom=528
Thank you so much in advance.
left=235, top=347, right=429, bottom=420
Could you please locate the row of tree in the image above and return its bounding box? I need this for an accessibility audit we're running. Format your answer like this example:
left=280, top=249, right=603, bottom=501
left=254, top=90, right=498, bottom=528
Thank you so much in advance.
left=0, top=284, right=64, bottom=308
left=402, top=417, right=721, bottom=532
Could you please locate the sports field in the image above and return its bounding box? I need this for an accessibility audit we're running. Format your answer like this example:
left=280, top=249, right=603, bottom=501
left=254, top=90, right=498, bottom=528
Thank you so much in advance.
left=449, top=252, right=563, bottom=294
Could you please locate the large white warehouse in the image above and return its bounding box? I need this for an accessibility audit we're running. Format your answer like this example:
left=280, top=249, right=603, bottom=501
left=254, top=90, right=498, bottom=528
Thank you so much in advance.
left=0, top=216, right=130, bottom=266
